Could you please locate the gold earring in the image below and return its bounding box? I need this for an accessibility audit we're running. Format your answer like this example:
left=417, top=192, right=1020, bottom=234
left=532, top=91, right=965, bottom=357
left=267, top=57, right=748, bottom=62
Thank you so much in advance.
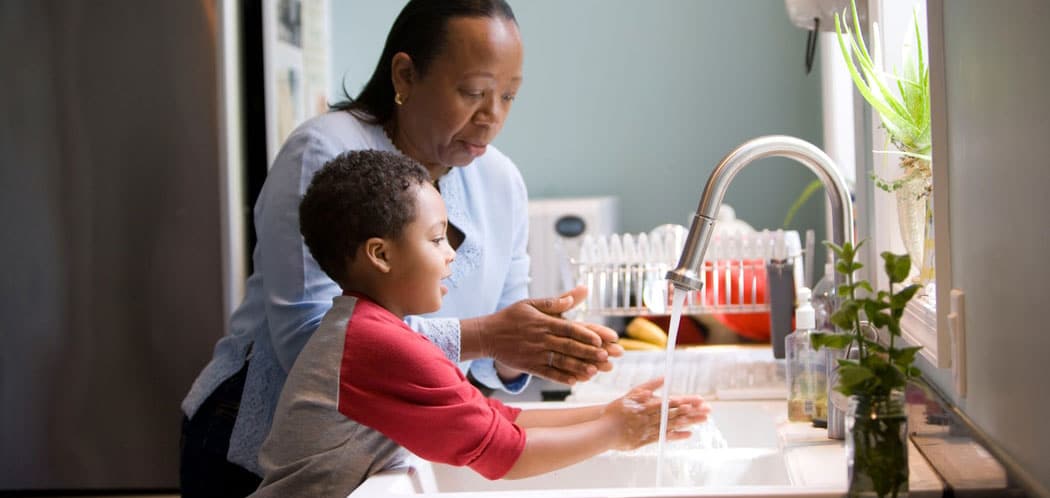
left=394, top=93, right=404, bottom=106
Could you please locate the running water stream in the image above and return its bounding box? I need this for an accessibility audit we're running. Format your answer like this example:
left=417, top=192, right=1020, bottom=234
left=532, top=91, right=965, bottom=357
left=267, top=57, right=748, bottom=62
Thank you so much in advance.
left=654, top=287, right=688, bottom=486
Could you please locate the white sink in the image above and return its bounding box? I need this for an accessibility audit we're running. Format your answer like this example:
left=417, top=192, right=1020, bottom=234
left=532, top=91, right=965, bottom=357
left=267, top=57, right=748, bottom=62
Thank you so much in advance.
left=418, top=448, right=790, bottom=493
left=347, top=341, right=946, bottom=498
left=350, top=400, right=854, bottom=497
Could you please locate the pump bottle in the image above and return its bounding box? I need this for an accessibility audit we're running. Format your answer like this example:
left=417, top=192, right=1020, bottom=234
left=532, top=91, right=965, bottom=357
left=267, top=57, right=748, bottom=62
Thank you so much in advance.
left=785, top=287, right=828, bottom=422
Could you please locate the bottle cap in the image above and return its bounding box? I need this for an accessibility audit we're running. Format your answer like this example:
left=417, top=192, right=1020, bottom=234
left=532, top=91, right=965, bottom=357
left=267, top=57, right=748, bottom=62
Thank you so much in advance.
left=773, top=229, right=787, bottom=260
left=796, top=286, right=815, bottom=329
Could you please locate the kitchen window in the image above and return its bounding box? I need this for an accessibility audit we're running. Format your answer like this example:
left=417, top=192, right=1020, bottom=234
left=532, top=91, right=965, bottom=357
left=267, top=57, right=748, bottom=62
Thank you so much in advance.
left=820, top=0, right=953, bottom=369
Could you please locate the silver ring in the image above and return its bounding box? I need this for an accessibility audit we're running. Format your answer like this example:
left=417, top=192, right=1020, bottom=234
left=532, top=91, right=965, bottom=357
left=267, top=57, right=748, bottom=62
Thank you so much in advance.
left=547, top=351, right=554, bottom=368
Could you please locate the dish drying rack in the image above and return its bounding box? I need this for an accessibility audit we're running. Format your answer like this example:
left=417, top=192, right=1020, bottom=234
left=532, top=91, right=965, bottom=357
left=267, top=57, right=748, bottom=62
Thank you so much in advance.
left=571, top=227, right=805, bottom=317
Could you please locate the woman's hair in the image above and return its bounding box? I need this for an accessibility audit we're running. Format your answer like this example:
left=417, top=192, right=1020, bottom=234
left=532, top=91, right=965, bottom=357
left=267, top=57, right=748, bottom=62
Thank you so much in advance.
left=299, top=150, right=432, bottom=286
left=330, top=0, right=517, bottom=124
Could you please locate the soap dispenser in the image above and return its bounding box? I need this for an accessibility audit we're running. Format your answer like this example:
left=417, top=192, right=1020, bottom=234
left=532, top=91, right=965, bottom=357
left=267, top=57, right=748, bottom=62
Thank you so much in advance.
left=785, top=287, right=828, bottom=422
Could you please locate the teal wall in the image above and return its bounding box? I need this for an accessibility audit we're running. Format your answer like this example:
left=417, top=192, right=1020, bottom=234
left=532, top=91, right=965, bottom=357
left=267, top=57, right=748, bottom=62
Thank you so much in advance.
left=330, top=0, right=825, bottom=243
left=928, top=1, right=1050, bottom=492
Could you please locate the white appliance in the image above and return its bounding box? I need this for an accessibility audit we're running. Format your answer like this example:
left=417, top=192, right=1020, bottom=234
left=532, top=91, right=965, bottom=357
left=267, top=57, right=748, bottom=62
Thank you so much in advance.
left=527, top=196, right=620, bottom=299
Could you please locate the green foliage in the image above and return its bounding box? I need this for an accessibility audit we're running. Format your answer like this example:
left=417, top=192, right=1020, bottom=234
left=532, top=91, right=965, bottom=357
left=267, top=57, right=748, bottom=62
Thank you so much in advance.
left=810, top=240, right=923, bottom=399
left=835, top=0, right=930, bottom=158
left=781, top=179, right=824, bottom=228
left=819, top=241, right=920, bottom=498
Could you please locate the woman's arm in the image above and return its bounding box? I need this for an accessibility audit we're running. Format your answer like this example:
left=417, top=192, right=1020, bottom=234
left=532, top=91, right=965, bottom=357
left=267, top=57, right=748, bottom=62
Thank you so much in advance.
left=459, top=286, right=624, bottom=385
left=258, top=129, right=343, bottom=372
left=459, top=155, right=622, bottom=385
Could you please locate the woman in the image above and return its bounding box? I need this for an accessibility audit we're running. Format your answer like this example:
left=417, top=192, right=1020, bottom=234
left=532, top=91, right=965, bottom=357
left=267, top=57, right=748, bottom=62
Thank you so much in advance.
left=179, top=1, right=621, bottom=496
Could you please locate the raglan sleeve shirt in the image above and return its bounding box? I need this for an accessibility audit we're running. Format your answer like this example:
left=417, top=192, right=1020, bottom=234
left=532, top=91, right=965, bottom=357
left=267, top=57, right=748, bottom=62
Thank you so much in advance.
left=338, top=301, right=527, bottom=480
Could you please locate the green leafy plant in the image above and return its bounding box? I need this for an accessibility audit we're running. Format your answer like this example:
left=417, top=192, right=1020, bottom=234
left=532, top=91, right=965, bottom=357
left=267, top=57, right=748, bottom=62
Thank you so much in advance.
left=811, top=240, right=922, bottom=396
left=836, top=0, right=931, bottom=194
left=812, top=240, right=920, bottom=498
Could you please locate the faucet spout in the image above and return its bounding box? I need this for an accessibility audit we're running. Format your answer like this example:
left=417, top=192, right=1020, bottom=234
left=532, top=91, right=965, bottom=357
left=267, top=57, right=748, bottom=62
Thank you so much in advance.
left=666, top=135, right=855, bottom=291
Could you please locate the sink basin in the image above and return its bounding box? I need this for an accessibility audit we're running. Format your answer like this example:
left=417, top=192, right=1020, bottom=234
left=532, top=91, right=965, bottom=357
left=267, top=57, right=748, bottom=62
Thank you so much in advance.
left=416, top=400, right=787, bottom=494
left=347, top=341, right=946, bottom=497
left=419, top=448, right=789, bottom=493
left=349, top=400, right=852, bottom=497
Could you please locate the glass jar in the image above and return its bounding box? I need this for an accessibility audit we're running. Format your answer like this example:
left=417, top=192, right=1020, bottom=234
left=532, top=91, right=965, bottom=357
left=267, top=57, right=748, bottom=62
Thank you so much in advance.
left=845, top=390, right=909, bottom=497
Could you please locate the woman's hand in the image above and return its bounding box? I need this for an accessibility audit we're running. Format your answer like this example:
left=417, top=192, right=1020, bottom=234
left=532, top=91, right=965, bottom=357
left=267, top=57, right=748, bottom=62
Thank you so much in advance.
left=601, top=377, right=711, bottom=451
left=461, top=286, right=624, bottom=385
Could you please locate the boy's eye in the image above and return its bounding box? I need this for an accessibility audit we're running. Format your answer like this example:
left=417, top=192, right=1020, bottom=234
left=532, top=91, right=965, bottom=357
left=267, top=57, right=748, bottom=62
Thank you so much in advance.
left=461, top=89, right=484, bottom=99
left=502, top=93, right=516, bottom=102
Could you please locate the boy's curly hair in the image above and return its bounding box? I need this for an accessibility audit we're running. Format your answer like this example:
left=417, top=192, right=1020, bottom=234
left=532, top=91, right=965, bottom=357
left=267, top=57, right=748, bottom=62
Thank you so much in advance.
left=299, top=150, right=432, bottom=286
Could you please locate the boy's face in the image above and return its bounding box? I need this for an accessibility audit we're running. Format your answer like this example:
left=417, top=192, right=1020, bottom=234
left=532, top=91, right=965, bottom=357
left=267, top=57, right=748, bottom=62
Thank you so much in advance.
left=386, top=184, right=455, bottom=315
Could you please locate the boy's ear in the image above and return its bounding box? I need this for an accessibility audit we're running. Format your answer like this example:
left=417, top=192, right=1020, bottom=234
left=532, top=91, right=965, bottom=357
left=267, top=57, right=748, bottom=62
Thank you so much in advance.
left=363, top=237, right=393, bottom=273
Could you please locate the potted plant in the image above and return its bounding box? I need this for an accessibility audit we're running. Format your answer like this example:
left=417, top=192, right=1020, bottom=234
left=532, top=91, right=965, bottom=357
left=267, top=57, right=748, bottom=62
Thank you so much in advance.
left=835, top=0, right=934, bottom=286
left=812, top=240, right=922, bottom=498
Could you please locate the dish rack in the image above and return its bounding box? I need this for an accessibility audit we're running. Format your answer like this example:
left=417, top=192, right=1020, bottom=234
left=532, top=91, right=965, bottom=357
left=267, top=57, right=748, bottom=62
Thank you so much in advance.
left=567, top=347, right=785, bottom=402
left=571, top=227, right=804, bottom=317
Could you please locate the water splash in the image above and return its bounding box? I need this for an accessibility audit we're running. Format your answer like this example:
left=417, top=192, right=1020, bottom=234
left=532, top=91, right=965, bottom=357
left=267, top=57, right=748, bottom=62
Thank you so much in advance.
left=628, top=417, right=729, bottom=455
left=654, top=287, right=688, bottom=486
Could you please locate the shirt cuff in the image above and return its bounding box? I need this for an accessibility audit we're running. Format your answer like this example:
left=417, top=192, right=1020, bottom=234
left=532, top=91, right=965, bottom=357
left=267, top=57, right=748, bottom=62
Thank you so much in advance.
left=469, top=358, right=531, bottom=394
left=411, top=317, right=461, bottom=363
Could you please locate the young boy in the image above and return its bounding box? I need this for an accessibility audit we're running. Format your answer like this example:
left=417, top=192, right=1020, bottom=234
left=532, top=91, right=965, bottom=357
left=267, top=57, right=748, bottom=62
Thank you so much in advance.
left=251, top=150, right=710, bottom=496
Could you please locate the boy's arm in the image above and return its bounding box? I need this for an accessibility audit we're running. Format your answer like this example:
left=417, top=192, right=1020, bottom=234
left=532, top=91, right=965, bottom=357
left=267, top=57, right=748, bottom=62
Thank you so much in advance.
left=504, top=418, right=619, bottom=479
left=504, top=378, right=711, bottom=480
left=514, top=404, right=604, bottom=428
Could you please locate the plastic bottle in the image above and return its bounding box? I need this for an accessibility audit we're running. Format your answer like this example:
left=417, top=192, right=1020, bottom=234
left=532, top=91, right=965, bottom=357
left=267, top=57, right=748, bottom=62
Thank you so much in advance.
left=767, top=230, right=796, bottom=359
left=785, top=287, right=828, bottom=422
left=812, top=262, right=837, bottom=331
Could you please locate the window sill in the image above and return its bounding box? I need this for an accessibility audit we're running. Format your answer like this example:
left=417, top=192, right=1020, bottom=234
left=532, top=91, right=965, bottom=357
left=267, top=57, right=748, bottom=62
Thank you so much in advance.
left=901, top=293, right=938, bottom=364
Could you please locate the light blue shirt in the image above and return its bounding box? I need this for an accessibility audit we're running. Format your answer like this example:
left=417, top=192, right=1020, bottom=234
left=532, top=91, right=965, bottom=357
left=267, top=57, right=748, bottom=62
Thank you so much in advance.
left=182, top=111, right=531, bottom=475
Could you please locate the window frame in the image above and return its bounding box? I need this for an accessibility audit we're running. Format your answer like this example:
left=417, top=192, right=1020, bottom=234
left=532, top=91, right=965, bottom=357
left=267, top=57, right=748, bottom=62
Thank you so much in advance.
left=861, top=0, right=952, bottom=368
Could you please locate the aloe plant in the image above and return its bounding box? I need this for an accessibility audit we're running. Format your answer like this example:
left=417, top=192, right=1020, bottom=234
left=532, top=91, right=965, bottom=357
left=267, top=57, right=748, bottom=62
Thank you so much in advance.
left=837, top=0, right=930, bottom=158
left=783, top=2, right=932, bottom=227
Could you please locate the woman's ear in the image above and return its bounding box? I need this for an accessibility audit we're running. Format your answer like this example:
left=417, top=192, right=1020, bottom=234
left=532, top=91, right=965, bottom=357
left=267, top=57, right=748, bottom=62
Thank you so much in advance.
left=390, top=52, right=415, bottom=103
left=364, top=237, right=393, bottom=273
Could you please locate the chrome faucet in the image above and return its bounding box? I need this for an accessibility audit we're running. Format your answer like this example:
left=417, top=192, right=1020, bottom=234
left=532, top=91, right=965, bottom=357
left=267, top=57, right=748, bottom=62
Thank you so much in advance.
left=665, top=135, right=855, bottom=439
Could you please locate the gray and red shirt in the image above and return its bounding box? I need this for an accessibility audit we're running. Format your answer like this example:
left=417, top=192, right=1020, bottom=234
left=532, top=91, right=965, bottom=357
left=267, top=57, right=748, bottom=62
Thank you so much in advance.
left=252, top=293, right=525, bottom=497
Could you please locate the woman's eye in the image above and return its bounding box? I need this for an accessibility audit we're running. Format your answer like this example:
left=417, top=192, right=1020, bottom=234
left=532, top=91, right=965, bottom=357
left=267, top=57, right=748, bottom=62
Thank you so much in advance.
left=432, top=237, right=447, bottom=245
left=461, top=90, right=484, bottom=99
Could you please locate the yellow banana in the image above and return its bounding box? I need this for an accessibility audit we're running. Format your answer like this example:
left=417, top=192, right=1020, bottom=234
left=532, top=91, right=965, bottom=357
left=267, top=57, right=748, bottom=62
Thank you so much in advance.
left=618, top=338, right=664, bottom=351
left=625, top=317, right=668, bottom=347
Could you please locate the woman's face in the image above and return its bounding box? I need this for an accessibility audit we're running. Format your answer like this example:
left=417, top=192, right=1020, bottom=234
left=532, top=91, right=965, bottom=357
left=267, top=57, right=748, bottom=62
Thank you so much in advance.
left=386, top=184, right=456, bottom=316
left=394, top=16, right=523, bottom=170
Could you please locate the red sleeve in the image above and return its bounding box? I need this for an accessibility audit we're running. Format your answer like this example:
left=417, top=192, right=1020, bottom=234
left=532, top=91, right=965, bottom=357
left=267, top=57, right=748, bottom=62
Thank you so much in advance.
left=338, top=304, right=525, bottom=480
left=487, top=397, right=522, bottom=422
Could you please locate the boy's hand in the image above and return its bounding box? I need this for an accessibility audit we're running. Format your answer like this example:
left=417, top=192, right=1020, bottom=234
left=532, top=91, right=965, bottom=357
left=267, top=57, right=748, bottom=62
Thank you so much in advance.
left=601, top=377, right=711, bottom=451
